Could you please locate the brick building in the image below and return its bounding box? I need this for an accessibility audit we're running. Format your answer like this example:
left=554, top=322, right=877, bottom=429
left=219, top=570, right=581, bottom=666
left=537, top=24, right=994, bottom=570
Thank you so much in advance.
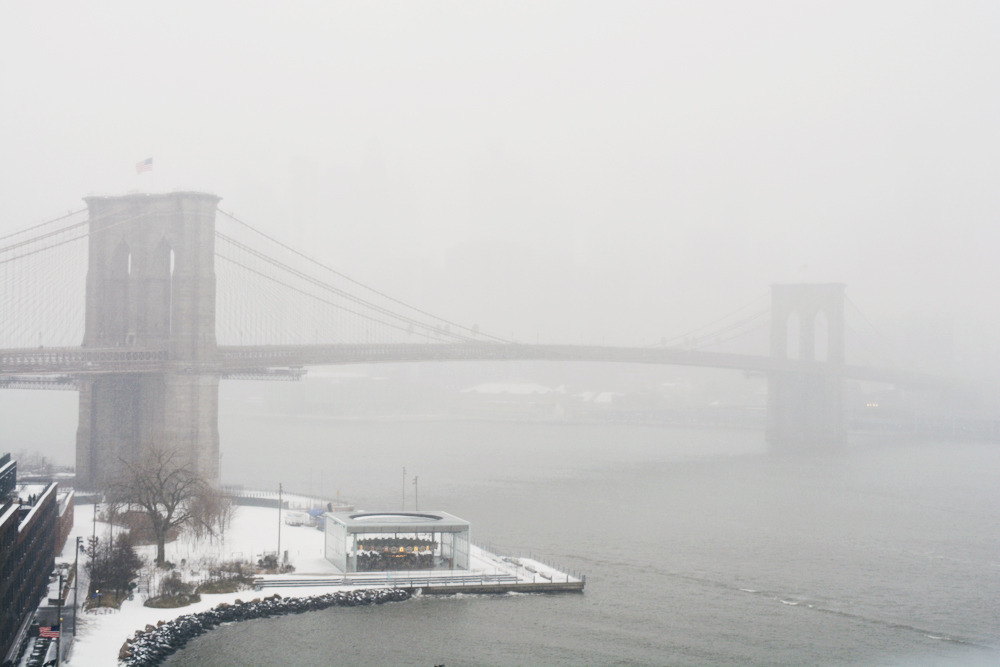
left=0, top=455, right=60, bottom=667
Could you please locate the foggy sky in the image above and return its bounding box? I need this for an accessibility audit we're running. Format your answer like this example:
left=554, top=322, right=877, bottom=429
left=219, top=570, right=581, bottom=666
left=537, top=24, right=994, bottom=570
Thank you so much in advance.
left=2, top=1, right=998, bottom=362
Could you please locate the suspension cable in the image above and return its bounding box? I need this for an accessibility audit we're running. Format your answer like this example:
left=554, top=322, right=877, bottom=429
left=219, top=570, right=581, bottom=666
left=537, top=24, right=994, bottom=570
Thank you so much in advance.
left=0, top=207, right=87, bottom=243
left=215, top=253, right=473, bottom=343
left=658, top=292, right=770, bottom=347
left=0, top=219, right=90, bottom=255
left=687, top=316, right=770, bottom=350
left=685, top=308, right=769, bottom=345
left=215, top=231, right=490, bottom=342
left=217, top=208, right=508, bottom=343
left=0, top=207, right=206, bottom=266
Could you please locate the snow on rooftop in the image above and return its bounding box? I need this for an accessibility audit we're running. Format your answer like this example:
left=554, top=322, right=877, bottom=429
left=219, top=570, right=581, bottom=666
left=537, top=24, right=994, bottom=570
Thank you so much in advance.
left=17, top=483, right=49, bottom=500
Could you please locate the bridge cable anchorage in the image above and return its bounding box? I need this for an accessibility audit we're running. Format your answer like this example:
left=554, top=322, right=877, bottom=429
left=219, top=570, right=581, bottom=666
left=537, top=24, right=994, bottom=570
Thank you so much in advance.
left=0, top=207, right=87, bottom=243
left=216, top=208, right=511, bottom=344
left=215, top=234, right=486, bottom=344
left=657, top=292, right=770, bottom=348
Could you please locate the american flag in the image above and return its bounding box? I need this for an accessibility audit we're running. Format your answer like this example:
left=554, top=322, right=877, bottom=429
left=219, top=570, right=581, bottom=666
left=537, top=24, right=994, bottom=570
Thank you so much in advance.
left=135, top=157, right=153, bottom=174
left=39, top=624, right=60, bottom=638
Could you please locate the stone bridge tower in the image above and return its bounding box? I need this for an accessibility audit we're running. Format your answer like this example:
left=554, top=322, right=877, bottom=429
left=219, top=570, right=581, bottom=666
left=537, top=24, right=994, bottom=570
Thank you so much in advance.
left=766, top=283, right=846, bottom=448
left=76, top=192, right=221, bottom=490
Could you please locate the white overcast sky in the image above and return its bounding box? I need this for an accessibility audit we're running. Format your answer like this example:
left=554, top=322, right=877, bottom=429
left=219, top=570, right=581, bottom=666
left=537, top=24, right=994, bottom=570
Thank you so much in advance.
left=2, top=1, right=998, bottom=361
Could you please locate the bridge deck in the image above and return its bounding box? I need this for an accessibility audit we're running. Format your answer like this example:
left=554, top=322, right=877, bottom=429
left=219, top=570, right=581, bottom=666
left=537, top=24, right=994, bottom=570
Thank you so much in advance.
left=0, top=343, right=960, bottom=389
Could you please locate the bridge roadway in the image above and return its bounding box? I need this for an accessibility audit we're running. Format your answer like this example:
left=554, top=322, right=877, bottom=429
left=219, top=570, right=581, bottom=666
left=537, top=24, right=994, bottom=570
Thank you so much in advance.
left=0, top=343, right=953, bottom=389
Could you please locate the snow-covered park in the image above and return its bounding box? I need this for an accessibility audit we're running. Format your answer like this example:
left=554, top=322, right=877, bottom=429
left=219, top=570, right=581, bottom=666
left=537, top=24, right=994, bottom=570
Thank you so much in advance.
left=57, top=501, right=579, bottom=666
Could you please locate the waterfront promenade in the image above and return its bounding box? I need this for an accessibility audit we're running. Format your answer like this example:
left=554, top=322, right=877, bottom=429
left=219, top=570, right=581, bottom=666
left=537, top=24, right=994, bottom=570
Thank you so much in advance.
left=59, top=502, right=581, bottom=666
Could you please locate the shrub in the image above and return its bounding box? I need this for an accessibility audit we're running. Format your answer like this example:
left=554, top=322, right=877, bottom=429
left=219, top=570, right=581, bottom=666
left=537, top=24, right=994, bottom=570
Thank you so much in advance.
left=159, top=572, right=195, bottom=597
left=144, top=593, right=201, bottom=608
left=212, top=559, right=256, bottom=583
left=257, top=553, right=279, bottom=571
left=195, top=579, right=244, bottom=594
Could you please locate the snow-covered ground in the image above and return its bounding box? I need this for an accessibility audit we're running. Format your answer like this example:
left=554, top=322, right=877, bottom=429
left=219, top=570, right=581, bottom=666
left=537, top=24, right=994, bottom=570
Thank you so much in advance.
left=58, top=502, right=578, bottom=666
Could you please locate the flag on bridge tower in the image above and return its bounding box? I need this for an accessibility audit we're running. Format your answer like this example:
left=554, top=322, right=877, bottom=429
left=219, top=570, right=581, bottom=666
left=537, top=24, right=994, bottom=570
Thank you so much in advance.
left=135, top=157, right=153, bottom=174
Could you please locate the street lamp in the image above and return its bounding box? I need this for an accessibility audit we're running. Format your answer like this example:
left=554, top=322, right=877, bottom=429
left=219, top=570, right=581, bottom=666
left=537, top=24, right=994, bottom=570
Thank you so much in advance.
left=55, top=571, right=62, bottom=667
left=73, top=537, right=81, bottom=641
left=277, top=483, right=282, bottom=567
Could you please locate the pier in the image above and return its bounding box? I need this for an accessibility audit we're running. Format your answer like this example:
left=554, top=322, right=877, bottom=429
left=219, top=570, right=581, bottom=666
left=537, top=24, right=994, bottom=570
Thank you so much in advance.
left=254, top=543, right=585, bottom=594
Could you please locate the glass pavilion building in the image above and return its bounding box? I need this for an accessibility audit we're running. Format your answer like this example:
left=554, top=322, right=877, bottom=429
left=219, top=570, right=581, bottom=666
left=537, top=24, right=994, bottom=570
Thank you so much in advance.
left=324, top=511, right=471, bottom=573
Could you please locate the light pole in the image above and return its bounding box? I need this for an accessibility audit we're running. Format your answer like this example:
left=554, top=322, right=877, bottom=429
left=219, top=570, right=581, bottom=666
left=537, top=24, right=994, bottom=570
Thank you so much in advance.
left=277, top=482, right=282, bottom=566
left=401, top=467, right=406, bottom=511
left=73, top=536, right=81, bottom=640
left=55, top=572, right=62, bottom=667
left=413, top=476, right=419, bottom=511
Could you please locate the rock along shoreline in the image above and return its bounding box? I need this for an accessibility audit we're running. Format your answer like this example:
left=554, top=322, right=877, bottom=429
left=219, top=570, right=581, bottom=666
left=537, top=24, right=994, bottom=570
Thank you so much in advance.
left=120, top=588, right=412, bottom=667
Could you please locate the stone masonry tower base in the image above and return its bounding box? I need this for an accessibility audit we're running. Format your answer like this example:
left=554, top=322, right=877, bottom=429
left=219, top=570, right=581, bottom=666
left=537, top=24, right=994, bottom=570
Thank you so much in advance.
left=75, top=192, right=221, bottom=490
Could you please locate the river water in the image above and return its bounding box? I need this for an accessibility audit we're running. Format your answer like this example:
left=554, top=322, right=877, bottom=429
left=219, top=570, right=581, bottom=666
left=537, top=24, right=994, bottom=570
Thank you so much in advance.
left=164, top=414, right=1000, bottom=666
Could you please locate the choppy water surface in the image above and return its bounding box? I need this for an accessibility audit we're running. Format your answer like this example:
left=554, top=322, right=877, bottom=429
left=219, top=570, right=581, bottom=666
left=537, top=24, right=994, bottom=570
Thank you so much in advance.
left=165, top=415, right=1000, bottom=666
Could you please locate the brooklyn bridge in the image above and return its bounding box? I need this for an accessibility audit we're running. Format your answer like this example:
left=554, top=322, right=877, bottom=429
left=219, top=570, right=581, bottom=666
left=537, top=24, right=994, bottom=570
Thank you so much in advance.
left=1, top=192, right=993, bottom=489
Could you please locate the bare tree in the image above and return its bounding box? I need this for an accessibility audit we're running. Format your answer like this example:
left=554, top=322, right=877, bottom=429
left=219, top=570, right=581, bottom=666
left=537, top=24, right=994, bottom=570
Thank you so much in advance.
left=106, top=445, right=211, bottom=566
left=187, top=487, right=236, bottom=543
left=87, top=532, right=143, bottom=604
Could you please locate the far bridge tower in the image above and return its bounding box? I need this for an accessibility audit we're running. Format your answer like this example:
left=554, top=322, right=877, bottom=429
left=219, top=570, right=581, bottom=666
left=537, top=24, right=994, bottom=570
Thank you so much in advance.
left=766, top=283, right=846, bottom=448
